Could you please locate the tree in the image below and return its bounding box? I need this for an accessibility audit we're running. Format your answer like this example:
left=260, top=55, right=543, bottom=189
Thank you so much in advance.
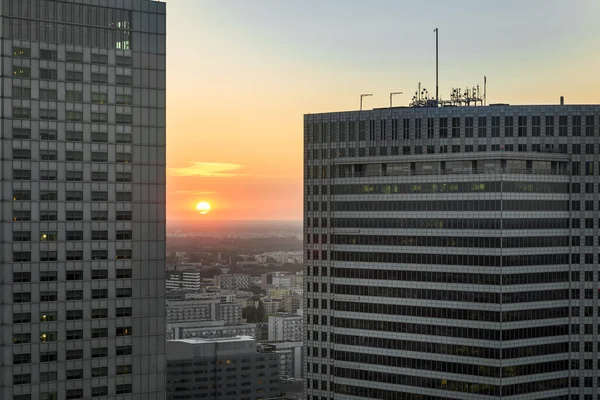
left=242, top=306, right=257, bottom=323
left=256, top=301, right=266, bottom=323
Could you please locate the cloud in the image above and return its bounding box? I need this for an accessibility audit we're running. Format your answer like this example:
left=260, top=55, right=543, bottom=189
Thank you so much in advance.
left=170, top=162, right=244, bottom=177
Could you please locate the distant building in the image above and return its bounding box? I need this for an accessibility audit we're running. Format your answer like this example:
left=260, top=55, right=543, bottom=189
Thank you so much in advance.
left=166, top=270, right=202, bottom=291
left=167, top=337, right=280, bottom=400
left=167, top=320, right=256, bottom=340
left=261, top=272, right=296, bottom=290
left=216, top=273, right=251, bottom=289
left=166, top=297, right=218, bottom=322
left=259, top=341, right=304, bottom=380
left=260, top=296, right=283, bottom=315
left=268, top=314, right=303, bottom=341
left=255, top=323, right=270, bottom=342
left=281, top=295, right=302, bottom=314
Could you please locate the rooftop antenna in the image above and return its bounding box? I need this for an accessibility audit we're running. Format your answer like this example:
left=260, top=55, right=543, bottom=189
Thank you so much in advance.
left=360, top=94, right=372, bottom=111
left=389, top=92, right=403, bottom=107
left=434, top=28, right=439, bottom=104
left=484, top=76, right=487, bottom=106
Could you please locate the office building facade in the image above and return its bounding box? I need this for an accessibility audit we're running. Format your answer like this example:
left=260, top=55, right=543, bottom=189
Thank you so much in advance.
left=305, top=103, right=600, bottom=399
left=166, top=337, right=280, bottom=400
left=0, top=1, right=166, bottom=399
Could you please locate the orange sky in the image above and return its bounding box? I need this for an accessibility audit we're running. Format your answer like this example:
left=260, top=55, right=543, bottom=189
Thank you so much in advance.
left=165, top=1, right=600, bottom=221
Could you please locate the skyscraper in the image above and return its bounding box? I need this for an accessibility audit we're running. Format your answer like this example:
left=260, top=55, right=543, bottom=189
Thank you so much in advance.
left=304, top=102, right=599, bottom=399
left=0, top=1, right=166, bottom=399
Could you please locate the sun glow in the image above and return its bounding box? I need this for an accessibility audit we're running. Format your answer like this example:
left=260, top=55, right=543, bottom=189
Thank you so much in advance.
left=196, top=201, right=211, bottom=215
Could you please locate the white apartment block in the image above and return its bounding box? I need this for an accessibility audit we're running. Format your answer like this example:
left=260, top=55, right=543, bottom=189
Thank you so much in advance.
left=268, top=314, right=303, bottom=341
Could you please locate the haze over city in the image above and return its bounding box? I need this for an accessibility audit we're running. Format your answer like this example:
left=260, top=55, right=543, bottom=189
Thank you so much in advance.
left=167, top=0, right=600, bottom=222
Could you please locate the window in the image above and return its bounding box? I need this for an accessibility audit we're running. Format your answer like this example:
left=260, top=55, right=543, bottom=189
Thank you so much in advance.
left=13, top=107, right=30, bottom=119
left=66, top=290, right=83, bottom=300
left=116, top=326, right=132, bottom=336
left=91, top=73, right=108, bottom=83
left=92, top=250, right=108, bottom=260
left=66, top=191, right=83, bottom=201
left=116, top=211, right=133, bottom=220
left=66, top=310, right=83, bottom=320
left=92, top=289, right=108, bottom=299
left=13, top=210, right=31, bottom=221
left=91, top=53, right=108, bottom=64
left=116, top=345, right=133, bottom=356
left=91, top=151, right=108, bottom=162
left=40, top=351, right=57, bottom=362
left=40, top=170, right=57, bottom=181
left=91, top=191, right=108, bottom=201
left=91, top=308, right=108, bottom=319
left=66, top=231, right=83, bottom=241
left=40, top=129, right=57, bottom=140
left=13, top=86, right=31, bottom=98
left=66, top=369, right=83, bottom=380
left=65, top=71, right=83, bottom=82
left=91, top=347, right=108, bottom=358
left=13, top=252, right=31, bottom=262
left=13, top=47, right=31, bottom=57
left=91, top=210, right=109, bottom=221
left=40, top=109, right=57, bottom=120
left=66, top=51, right=83, bottom=62
left=13, top=272, right=31, bottom=282
left=116, top=192, right=132, bottom=201
left=66, top=271, right=83, bottom=280
left=66, top=330, right=83, bottom=340
left=91, top=92, right=108, bottom=104
left=116, top=75, right=132, bottom=86
left=40, top=291, right=57, bottom=302
left=116, top=364, right=132, bottom=375
left=116, top=56, right=133, bottom=66
left=14, top=373, right=31, bottom=385
left=91, top=367, right=108, bottom=377
left=66, top=350, right=83, bottom=360
left=66, top=150, right=83, bottom=161
left=39, top=372, right=57, bottom=383
left=92, top=387, right=109, bottom=397
left=66, top=171, right=83, bottom=181
left=13, top=190, right=31, bottom=201
left=66, top=130, right=83, bottom=141
left=116, top=231, right=132, bottom=240
left=40, top=149, right=57, bottom=160
left=40, top=210, right=58, bottom=221
left=91, top=112, right=108, bottom=123
left=39, top=49, right=57, bottom=60
left=13, top=128, right=31, bottom=139
left=91, top=328, right=109, bottom=338
left=116, top=94, right=132, bottom=105
left=13, top=231, right=31, bottom=242
left=116, top=133, right=132, bottom=143
left=39, top=89, right=57, bottom=100
left=116, top=249, right=132, bottom=260
left=12, top=148, right=31, bottom=160
left=116, top=384, right=133, bottom=394
left=116, top=152, right=132, bottom=163
left=40, top=68, right=57, bottom=80
left=39, top=251, right=57, bottom=261
left=91, top=131, right=108, bottom=142
left=116, top=114, right=133, bottom=124
left=92, top=230, right=109, bottom=240
left=66, top=250, right=83, bottom=261
left=13, top=353, right=31, bottom=364
left=13, top=66, right=31, bottom=78
left=13, top=333, right=30, bottom=344
left=92, top=269, right=108, bottom=279
left=116, top=172, right=132, bottom=182
left=40, top=271, right=57, bottom=281
left=66, top=111, right=83, bottom=122
left=66, top=389, right=84, bottom=399
left=66, top=90, right=83, bottom=102
left=116, top=307, right=132, bottom=317
left=117, top=288, right=132, bottom=298
left=13, top=313, right=31, bottom=324
left=40, top=331, right=58, bottom=342
left=91, top=172, right=108, bottom=181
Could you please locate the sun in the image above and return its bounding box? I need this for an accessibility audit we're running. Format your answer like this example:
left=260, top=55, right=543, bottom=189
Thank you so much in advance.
left=196, top=201, right=211, bottom=215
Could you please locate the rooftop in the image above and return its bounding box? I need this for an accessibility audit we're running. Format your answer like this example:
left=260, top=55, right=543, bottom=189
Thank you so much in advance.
left=173, top=335, right=255, bottom=344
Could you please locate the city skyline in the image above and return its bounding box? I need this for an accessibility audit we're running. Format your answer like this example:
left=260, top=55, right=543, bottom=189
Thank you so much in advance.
left=166, top=0, right=600, bottom=221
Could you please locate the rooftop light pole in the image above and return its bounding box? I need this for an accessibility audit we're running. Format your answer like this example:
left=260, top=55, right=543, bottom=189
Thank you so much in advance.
left=360, top=94, right=373, bottom=111
left=389, top=92, right=403, bottom=107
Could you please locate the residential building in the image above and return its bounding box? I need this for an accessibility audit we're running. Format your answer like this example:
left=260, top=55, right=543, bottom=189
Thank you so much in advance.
left=216, top=273, right=251, bottom=290
left=260, top=296, right=282, bottom=315
left=281, top=295, right=302, bottom=314
left=166, top=337, right=280, bottom=400
left=167, top=320, right=257, bottom=340
left=166, top=270, right=202, bottom=291
left=0, top=1, right=166, bottom=399
left=259, top=341, right=304, bottom=380
left=304, top=102, right=600, bottom=399
left=268, top=313, right=303, bottom=342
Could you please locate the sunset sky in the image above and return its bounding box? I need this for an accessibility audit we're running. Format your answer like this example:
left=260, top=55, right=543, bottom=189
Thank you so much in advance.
left=166, top=0, right=600, bottom=222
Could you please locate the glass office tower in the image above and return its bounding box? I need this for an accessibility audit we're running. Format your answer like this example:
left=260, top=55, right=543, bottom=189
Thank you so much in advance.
left=0, top=1, right=166, bottom=399
left=305, top=104, right=599, bottom=399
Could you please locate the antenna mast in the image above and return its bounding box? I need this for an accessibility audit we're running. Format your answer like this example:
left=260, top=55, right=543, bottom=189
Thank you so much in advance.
left=434, top=28, right=439, bottom=104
